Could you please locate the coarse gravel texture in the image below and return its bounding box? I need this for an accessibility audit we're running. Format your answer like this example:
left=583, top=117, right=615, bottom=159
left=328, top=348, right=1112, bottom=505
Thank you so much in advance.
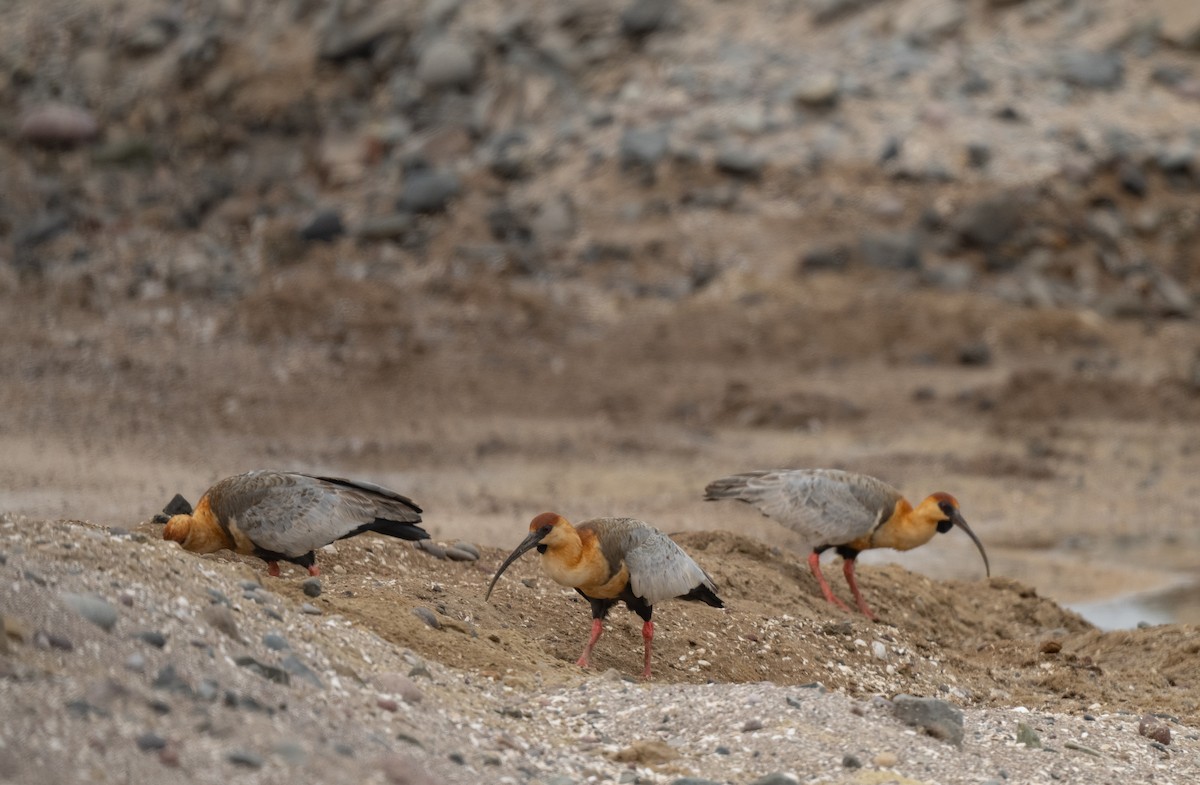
left=3, top=516, right=1199, bottom=785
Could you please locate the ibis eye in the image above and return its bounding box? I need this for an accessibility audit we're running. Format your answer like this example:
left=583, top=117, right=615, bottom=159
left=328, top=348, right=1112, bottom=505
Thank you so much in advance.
left=938, top=501, right=954, bottom=516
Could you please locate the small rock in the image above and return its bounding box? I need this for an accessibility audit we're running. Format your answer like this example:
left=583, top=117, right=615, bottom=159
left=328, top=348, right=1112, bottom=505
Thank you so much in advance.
left=1058, top=49, right=1124, bottom=90
left=873, top=751, right=899, bottom=767
left=871, top=641, right=888, bottom=660
left=416, top=36, right=478, bottom=90
left=301, top=578, right=323, bottom=597
left=274, top=741, right=308, bottom=765
left=891, top=695, right=964, bottom=746
left=159, top=746, right=181, bottom=767
left=201, top=604, right=241, bottom=641
left=451, top=541, right=480, bottom=559
left=62, top=592, right=119, bottom=632
left=300, top=211, right=345, bottom=243
left=860, top=232, right=921, bottom=270
left=136, top=631, right=167, bottom=648
left=357, top=214, right=414, bottom=242
left=958, top=342, right=992, bottom=366
left=152, top=665, right=192, bottom=695
left=620, top=127, right=669, bottom=172
left=1017, top=722, right=1041, bottom=747
left=281, top=654, right=323, bottom=688
left=378, top=698, right=399, bottom=712
left=621, top=0, right=673, bottom=38
left=125, top=15, right=179, bottom=55
left=196, top=679, right=219, bottom=702
left=1040, top=640, right=1063, bottom=654
left=1139, top=715, right=1172, bottom=745
left=749, top=774, right=799, bottom=785
left=40, top=632, right=74, bottom=651
left=715, top=146, right=765, bottom=179
left=18, top=103, right=99, bottom=147
left=125, top=653, right=146, bottom=672
left=413, top=607, right=441, bottom=630
left=742, top=718, right=764, bottom=732
left=263, top=633, right=290, bottom=651
left=801, top=246, right=851, bottom=272
left=398, top=169, right=461, bottom=213
left=372, top=672, right=424, bottom=703
left=414, top=540, right=448, bottom=559
left=668, top=779, right=722, bottom=785
left=444, top=547, right=477, bottom=562
left=842, top=754, right=862, bottom=768
left=380, top=752, right=440, bottom=785
left=300, top=603, right=322, bottom=615
left=235, top=656, right=290, bottom=685
left=136, top=733, right=168, bottom=752
left=613, top=739, right=678, bottom=764
left=792, top=71, right=840, bottom=108
left=226, top=750, right=264, bottom=769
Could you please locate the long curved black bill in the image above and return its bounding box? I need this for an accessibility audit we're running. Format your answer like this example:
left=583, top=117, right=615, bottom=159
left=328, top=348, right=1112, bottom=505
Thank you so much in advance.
left=484, top=529, right=546, bottom=601
left=952, top=510, right=990, bottom=578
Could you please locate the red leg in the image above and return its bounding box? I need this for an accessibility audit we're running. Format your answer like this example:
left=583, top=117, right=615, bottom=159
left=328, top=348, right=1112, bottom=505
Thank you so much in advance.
left=808, top=551, right=851, bottom=612
left=576, top=619, right=603, bottom=668
left=267, top=561, right=281, bottom=577
left=307, top=564, right=321, bottom=577
left=843, top=557, right=876, bottom=620
left=641, top=621, right=654, bottom=680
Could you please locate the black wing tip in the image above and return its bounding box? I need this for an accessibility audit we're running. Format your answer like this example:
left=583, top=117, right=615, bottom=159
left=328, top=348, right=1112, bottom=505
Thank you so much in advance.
left=682, top=582, right=724, bottom=608
left=370, top=519, right=430, bottom=541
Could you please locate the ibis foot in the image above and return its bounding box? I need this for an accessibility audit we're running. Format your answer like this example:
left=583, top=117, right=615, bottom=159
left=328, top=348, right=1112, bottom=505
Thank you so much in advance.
left=641, top=621, right=654, bottom=680
left=307, top=564, right=321, bottom=577
left=267, top=561, right=281, bottom=578
left=808, top=551, right=852, bottom=613
left=842, top=557, right=876, bottom=620
left=576, top=619, right=604, bottom=668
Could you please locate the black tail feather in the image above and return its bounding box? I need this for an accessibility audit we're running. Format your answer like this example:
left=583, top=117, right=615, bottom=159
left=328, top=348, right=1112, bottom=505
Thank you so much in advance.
left=681, top=582, right=724, bottom=609
left=347, top=518, right=429, bottom=542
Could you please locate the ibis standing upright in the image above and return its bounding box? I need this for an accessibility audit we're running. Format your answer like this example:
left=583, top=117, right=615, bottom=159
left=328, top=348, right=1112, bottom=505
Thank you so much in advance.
left=485, top=513, right=724, bottom=679
left=158, top=470, right=428, bottom=577
left=704, top=469, right=989, bottom=619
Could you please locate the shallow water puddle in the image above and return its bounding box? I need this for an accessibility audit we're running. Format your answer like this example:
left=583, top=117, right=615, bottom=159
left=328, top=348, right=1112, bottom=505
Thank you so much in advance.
left=1068, top=580, right=1200, bottom=630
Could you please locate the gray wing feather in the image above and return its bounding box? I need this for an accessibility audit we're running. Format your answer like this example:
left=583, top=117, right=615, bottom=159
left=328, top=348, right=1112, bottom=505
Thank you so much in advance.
left=705, top=469, right=902, bottom=546
left=212, top=471, right=412, bottom=557
left=579, top=518, right=718, bottom=606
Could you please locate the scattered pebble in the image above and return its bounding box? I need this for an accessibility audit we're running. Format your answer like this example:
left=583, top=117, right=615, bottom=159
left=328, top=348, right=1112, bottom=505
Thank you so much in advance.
left=742, top=718, right=764, bottom=732
left=1017, top=722, right=1041, bottom=748
left=749, top=774, right=799, bottom=785
left=235, top=656, right=290, bottom=685
left=226, top=750, right=264, bottom=769
left=842, top=754, right=862, bottom=768
left=300, top=603, right=322, bottom=615
left=1140, top=715, right=1172, bottom=745
left=61, top=592, right=119, bottom=632
left=873, top=751, right=899, bottom=767
left=201, top=604, right=241, bottom=641
left=263, top=632, right=290, bottom=651
left=136, top=630, right=167, bottom=648
left=891, top=695, right=964, bottom=747
left=301, top=577, right=323, bottom=597
left=124, top=653, right=146, bottom=672
left=412, top=607, right=441, bottom=630
left=135, top=733, right=167, bottom=752
left=443, top=547, right=477, bottom=562
left=451, top=542, right=480, bottom=559
left=18, top=103, right=99, bottom=147
left=281, top=654, right=324, bottom=688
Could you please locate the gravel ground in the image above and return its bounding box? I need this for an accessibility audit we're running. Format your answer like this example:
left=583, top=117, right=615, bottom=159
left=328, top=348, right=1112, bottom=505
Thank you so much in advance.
left=3, top=516, right=1197, bottom=785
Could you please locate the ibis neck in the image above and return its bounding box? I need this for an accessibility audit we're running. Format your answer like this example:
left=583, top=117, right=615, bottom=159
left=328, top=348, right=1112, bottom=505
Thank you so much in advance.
left=541, top=526, right=609, bottom=590
left=182, top=497, right=234, bottom=553
left=870, top=499, right=938, bottom=552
